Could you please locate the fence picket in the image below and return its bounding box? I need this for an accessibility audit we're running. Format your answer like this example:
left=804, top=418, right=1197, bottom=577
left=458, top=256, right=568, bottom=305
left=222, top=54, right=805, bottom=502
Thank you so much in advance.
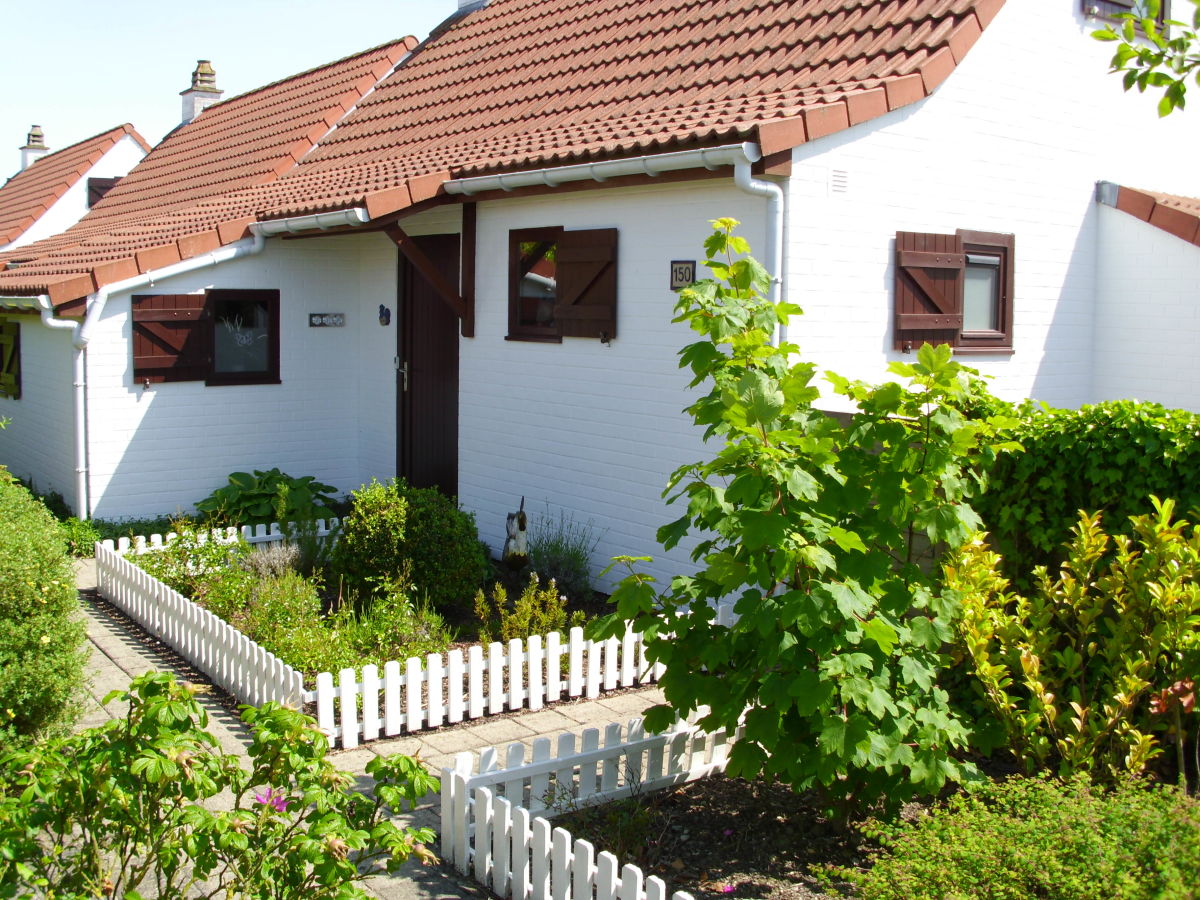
left=528, top=635, right=545, bottom=711
left=474, top=786, right=494, bottom=886
left=571, top=838, right=595, bottom=900
left=554, top=733, right=577, bottom=813
left=384, top=661, right=402, bottom=736
left=551, top=828, right=571, bottom=900
left=532, top=815, right=552, bottom=899
left=488, top=642, right=505, bottom=714
left=512, top=805, right=532, bottom=900
left=620, top=628, right=636, bottom=688
left=428, top=653, right=445, bottom=728
left=503, top=743, right=526, bottom=806
left=596, top=852, right=619, bottom=900
left=567, top=628, right=584, bottom=698
left=448, top=648, right=466, bottom=724
left=603, top=637, right=619, bottom=692
left=492, top=795, right=512, bottom=897
left=339, top=668, right=359, bottom=749
left=530, top=738, right=552, bottom=814
left=547, top=631, right=563, bottom=702
left=362, top=665, right=381, bottom=742
left=406, top=657, right=423, bottom=733
left=578, top=729, right=600, bottom=801
left=619, top=863, right=644, bottom=900
left=601, top=723, right=622, bottom=793
left=468, top=645, right=485, bottom=719
left=585, top=634, right=601, bottom=699
left=508, top=638, right=524, bottom=712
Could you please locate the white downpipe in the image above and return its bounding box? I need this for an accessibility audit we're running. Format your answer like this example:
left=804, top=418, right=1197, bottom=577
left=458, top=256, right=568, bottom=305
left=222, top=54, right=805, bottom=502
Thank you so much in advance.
left=732, top=161, right=786, bottom=344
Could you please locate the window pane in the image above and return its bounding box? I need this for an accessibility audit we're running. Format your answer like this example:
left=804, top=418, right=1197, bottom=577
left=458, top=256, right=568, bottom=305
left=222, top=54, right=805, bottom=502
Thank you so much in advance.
left=516, top=240, right=557, bottom=328
left=963, top=262, right=999, bottom=332
left=213, top=297, right=270, bottom=373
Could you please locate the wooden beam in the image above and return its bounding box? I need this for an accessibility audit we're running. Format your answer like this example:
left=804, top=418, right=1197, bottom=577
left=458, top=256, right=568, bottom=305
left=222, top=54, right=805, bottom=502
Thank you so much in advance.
left=460, top=202, right=476, bottom=338
left=385, top=224, right=466, bottom=321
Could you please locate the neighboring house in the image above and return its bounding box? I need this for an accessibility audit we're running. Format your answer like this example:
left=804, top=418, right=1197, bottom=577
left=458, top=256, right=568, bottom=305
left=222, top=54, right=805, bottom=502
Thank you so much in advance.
left=0, top=124, right=150, bottom=252
left=1, top=0, right=1198, bottom=589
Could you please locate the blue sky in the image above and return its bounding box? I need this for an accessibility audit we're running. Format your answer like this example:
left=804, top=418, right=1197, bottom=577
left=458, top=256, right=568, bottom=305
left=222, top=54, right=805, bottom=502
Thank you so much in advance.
left=0, top=0, right=451, bottom=174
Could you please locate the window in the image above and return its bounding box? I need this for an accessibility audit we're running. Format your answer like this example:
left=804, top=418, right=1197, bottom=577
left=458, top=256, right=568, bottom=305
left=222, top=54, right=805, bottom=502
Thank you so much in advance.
left=1084, top=0, right=1171, bottom=30
left=131, top=289, right=280, bottom=385
left=0, top=318, right=20, bottom=399
left=894, top=229, right=1014, bottom=353
left=507, top=227, right=618, bottom=342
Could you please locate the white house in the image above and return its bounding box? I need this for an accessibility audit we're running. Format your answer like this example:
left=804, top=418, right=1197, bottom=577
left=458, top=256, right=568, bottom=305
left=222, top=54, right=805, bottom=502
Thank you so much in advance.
left=0, top=125, right=150, bottom=253
left=1, top=0, right=1198, bottom=589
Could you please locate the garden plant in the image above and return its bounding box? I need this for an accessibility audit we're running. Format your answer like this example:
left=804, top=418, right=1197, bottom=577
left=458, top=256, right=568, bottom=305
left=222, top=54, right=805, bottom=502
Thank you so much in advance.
left=948, top=498, right=1200, bottom=787
left=0, top=471, right=86, bottom=750
left=594, top=219, right=1013, bottom=813
left=0, top=672, right=439, bottom=898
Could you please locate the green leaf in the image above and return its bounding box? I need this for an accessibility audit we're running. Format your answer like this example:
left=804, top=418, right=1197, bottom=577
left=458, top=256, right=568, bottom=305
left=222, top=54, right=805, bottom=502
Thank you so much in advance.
left=819, top=717, right=848, bottom=758
left=863, top=618, right=898, bottom=656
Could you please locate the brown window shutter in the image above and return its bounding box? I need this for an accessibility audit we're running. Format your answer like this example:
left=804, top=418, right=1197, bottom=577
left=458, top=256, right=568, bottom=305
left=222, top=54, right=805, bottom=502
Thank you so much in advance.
left=894, top=231, right=965, bottom=350
left=555, top=228, right=618, bottom=340
left=131, top=294, right=211, bottom=383
left=0, top=318, right=20, bottom=399
left=87, top=177, right=121, bottom=208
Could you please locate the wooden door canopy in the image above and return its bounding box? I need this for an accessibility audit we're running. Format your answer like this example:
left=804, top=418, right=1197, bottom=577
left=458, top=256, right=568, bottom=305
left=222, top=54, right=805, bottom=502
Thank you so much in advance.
left=386, top=224, right=474, bottom=337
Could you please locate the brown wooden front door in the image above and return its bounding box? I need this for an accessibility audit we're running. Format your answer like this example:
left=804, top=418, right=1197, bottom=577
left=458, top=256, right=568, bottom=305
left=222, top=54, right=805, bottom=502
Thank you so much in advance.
left=397, top=233, right=460, bottom=496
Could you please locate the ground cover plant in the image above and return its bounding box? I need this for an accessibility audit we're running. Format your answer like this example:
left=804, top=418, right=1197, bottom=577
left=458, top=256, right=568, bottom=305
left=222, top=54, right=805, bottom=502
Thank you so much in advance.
left=840, top=774, right=1200, bottom=900
left=948, top=498, right=1200, bottom=787
left=0, top=471, right=86, bottom=750
left=594, top=220, right=1012, bottom=813
left=196, top=468, right=338, bottom=527
left=0, top=672, right=439, bottom=899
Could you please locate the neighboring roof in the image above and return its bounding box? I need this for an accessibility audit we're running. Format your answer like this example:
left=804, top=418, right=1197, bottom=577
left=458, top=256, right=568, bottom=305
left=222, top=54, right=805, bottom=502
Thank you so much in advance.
left=1111, top=185, right=1200, bottom=247
left=0, top=124, right=151, bottom=246
left=0, top=0, right=1004, bottom=305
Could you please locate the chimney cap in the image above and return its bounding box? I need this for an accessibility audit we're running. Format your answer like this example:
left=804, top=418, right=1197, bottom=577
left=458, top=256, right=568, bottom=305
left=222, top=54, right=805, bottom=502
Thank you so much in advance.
left=21, top=125, right=46, bottom=151
left=181, top=59, right=221, bottom=96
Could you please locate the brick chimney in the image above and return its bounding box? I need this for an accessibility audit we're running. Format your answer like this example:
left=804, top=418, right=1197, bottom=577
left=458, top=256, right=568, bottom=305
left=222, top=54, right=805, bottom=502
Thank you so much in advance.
left=180, top=60, right=223, bottom=126
left=19, top=125, right=49, bottom=171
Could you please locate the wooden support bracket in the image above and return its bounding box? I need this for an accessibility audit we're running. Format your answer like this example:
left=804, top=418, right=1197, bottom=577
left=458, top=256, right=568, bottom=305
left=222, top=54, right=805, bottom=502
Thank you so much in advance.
left=386, top=223, right=474, bottom=337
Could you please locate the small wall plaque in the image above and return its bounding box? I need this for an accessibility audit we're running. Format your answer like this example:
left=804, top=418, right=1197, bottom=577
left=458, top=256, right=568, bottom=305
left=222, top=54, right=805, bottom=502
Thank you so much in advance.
left=669, top=260, right=696, bottom=291
left=309, top=313, right=345, bottom=327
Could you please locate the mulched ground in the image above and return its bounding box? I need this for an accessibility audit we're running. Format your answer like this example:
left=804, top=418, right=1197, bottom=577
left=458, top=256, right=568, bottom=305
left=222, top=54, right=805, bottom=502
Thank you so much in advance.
left=555, top=775, right=881, bottom=899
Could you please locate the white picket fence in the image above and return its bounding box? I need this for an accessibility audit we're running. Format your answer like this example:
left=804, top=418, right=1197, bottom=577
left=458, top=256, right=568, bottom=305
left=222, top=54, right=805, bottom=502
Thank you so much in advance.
left=94, top=521, right=740, bottom=750
left=311, top=626, right=663, bottom=749
left=95, top=540, right=305, bottom=707
left=440, top=716, right=741, bottom=900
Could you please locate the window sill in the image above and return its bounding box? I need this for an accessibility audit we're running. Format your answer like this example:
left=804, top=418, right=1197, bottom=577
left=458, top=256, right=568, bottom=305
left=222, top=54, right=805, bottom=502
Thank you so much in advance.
left=205, top=375, right=282, bottom=386
left=505, top=333, right=562, bottom=344
left=952, top=346, right=1014, bottom=356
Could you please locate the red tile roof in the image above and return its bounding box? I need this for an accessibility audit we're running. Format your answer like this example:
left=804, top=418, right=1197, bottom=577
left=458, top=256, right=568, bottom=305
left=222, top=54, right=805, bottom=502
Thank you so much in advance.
left=0, top=0, right=1004, bottom=305
left=0, top=124, right=150, bottom=246
left=1114, top=185, right=1200, bottom=247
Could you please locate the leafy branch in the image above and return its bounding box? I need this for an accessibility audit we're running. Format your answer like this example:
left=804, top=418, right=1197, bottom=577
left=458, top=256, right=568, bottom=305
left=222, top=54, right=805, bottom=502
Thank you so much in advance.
left=1093, top=0, right=1200, bottom=115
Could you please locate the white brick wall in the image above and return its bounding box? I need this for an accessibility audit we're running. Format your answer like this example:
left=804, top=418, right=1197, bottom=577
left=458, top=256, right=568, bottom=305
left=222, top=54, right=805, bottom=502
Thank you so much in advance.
left=785, top=0, right=1200, bottom=409
left=82, top=232, right=399, bottom=519
left=461, top=183, right=769, bottom=588
left=1094, top=206, right=1200, bottom=410
left=0, top=320, right=75, bottom=499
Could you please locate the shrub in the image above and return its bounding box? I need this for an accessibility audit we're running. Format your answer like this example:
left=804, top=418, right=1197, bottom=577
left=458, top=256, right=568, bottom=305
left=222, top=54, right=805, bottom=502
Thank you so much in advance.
left=196, top=468, right=338, bottom=527
left=840, top=775, right=1200, bottom=900
left=241, top=541, right=301, bottom=579
left=947, top=498, right=1200, bottom=784
left=334, top=580, right=452, bottom=668
left=474, top=572, right=585, bottom=644
left=335, top=479, right=487, bottom=618
left=527, top=506, right=604, bottom=604
left=241, top=570, right=346, bottom=674
left=0, top=672, right=439, bottom=898
left=0, top=473, right=86, bottom=750
left=594, top=220, right=1009, bottom=813
left=975, top=399, right=1200, bottom=585
left=60, top=516, right=102, bottom=556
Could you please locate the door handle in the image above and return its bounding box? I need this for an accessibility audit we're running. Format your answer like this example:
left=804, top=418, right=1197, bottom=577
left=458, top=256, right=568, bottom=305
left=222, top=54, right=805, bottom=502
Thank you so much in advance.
left=395, top=356, right=409, bottom=392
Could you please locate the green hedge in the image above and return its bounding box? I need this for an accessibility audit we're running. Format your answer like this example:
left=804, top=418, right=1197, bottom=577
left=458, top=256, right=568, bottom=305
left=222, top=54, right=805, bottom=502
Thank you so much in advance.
left=975, top=400, right=1200, bottom=580
left=0, top=473, right=86, bottom=749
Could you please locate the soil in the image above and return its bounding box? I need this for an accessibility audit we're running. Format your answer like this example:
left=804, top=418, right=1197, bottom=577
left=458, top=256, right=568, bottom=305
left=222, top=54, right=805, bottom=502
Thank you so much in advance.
left=555, top=775, right=880, bottom=899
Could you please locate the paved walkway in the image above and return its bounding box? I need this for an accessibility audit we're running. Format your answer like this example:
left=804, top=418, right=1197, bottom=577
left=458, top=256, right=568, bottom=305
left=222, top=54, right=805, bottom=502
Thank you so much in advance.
left=74, top=559, right=663, bottom=899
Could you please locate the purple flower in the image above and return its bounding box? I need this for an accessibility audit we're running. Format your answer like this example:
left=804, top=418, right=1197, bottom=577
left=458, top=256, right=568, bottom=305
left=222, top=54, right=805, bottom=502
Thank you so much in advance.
left=720, top=887, right=735, bottom=895
left=254, top=787, right=290, bottom=813
left=722, top=828, right=734, bottom=837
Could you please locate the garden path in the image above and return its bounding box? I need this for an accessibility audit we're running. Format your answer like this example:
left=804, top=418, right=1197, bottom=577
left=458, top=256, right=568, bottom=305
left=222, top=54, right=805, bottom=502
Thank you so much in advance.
left=72, top=559, right=664, bottom=900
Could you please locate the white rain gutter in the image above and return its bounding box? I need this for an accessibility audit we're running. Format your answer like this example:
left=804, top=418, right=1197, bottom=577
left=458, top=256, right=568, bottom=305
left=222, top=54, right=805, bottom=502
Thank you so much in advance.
left=16, top=205, right=370, bottom=518
left=443, top=141, right=787, bottom=341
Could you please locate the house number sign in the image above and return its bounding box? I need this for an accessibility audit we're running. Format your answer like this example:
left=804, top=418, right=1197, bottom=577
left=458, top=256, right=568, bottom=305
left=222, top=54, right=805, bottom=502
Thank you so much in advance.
left=309, top=313, right=345, bottom=327
left=669, top=260, right=696, bottom=291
